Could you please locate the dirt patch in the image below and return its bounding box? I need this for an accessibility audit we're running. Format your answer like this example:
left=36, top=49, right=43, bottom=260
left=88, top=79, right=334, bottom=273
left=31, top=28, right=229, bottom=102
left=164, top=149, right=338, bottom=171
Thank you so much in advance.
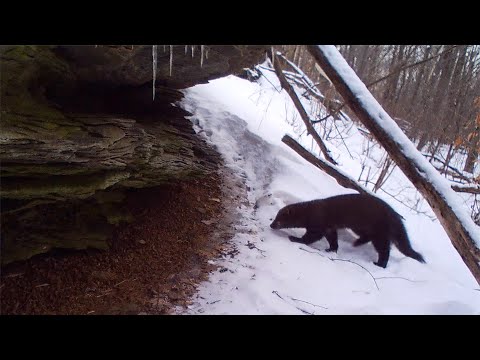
left=0, top=168, right=247, bottom=315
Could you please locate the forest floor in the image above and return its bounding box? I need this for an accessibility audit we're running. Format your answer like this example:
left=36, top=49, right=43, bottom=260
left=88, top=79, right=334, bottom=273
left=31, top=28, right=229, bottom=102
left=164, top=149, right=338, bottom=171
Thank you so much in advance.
left=0, top=166, right=247, bottom=315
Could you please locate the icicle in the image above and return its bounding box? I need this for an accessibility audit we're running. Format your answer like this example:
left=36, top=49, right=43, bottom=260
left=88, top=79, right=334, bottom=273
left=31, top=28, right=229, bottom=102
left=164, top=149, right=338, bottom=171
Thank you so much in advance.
left=271, top=46, right=275, bottom=67
left=169, top=45, right=173, bottom=76
left=163, top=45, right=166, bottom=52
left=152, top=45, right=157, bottom=100
left=185, top=45, right=188, bottom=55
left=205, top=47, right=209, bottom=59
left=191, top=45, right=194, bottom=58
left=200, top=45, right=204, bottom=67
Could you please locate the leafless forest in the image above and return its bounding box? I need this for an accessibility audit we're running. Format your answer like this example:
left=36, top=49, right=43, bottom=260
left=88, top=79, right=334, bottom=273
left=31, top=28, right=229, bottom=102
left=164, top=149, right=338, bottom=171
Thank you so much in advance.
left=279, top=45, right=480, bottom=176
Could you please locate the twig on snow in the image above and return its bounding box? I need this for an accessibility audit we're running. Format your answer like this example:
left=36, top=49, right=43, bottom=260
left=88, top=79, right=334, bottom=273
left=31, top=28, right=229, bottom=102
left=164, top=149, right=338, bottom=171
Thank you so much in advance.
left=289, top=296, right=328, bottom=310
left=272, top=290, right=325, bottom=315
left=299, top=247, right=327, bottom=257
left=376, top=276, right=426, bottom=283
left=330, top=258, right=380, bottom=291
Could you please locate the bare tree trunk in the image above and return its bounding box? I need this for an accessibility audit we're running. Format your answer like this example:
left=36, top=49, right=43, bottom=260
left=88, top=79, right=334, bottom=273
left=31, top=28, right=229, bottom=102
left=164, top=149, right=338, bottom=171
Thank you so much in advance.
left=365, top=46, right=382, bottom=82
left=307, top=45, right=480, bottom=285
left=357, top=45, right=370, bottom=79
left=409, top=46, right=431, bottom=105
left=416, top=133, right=429, bottom=151
left=464, top=138, right=479, bottom=174
left=443, top=143, right=455, bottom=173
left=429, top=136, right=444, bottom=162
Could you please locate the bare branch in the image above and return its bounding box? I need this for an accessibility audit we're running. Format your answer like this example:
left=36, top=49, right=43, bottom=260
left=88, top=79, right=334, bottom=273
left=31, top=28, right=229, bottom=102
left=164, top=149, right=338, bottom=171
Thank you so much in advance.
left=330, top=258, right=380, bottom=290
left=289, top=296, right=328, bottom=310
left=366, top=45, right=460, bottom=89
left=376, top=276, right=427, bottom=283
left=282, top=134, right=370, bottom=195
left=452, top=185, right=480, bottom=195
left=271, top=290, right=314, bottom=315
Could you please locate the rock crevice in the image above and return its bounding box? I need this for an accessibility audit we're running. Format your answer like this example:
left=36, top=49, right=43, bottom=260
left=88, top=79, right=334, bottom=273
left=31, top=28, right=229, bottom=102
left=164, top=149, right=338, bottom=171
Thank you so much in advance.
left=1, top=44, right=269, bottom=264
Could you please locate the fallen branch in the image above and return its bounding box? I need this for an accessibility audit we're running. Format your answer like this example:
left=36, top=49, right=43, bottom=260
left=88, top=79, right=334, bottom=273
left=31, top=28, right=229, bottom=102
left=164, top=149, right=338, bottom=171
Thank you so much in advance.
left=272, top=290, right=285, bottom=301
left=289, top=296, right=328, bottom=310
left=299, top=247, right=327, bottom=257
left=282, top=134, right=370, bottom=195
left=451, top=185, right=480, bottom=195
left=426, top=154, right=474, bottom=183
left=375, top=276, right=426, bottom=283
left=273, top=53, right=351, bottom=128
left=276, top=53, right=325, bottom=99
left=207, top=300, right=221, bottom=305
left=271, top=290, right=315, bottom=315
left=283, top=74, right=327, bottom=103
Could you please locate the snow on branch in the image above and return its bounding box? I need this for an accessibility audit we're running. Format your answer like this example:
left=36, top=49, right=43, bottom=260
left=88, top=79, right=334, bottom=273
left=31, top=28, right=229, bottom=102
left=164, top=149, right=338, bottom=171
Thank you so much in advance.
left=452, top=184, right=480, bottom=195
left=276, top=52, right=324, bottom=98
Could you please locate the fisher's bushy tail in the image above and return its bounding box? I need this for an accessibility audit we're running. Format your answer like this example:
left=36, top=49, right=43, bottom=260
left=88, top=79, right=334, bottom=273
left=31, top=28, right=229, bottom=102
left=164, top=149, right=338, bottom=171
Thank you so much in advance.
left=392, top=221, right=426, bottom=264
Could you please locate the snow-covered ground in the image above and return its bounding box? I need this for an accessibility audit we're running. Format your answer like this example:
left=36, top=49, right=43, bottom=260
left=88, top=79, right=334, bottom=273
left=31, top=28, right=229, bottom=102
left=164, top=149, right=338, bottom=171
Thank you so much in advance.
left=177, top=64, right=480, bottom=315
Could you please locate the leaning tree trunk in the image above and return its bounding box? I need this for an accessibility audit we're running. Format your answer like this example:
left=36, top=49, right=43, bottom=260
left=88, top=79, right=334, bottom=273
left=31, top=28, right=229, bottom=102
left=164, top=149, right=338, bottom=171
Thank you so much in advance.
left=307, top=45, right=480, bottom=286
left=271, top=53, right=337, bottom=165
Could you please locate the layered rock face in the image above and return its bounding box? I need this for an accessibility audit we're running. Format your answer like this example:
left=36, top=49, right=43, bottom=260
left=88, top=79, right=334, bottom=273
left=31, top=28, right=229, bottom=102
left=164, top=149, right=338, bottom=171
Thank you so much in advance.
left=0, top=45, right=268, bottom=265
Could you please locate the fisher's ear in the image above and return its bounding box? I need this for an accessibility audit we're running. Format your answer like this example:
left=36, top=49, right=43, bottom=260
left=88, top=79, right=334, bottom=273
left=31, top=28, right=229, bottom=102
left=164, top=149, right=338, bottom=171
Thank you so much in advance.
left=284, top=208, right=290, bottom=215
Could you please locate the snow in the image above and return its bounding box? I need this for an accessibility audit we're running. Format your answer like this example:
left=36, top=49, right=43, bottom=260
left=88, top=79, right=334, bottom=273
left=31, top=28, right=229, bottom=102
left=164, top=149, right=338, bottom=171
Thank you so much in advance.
left=177, top=65, right=480, bottom=314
